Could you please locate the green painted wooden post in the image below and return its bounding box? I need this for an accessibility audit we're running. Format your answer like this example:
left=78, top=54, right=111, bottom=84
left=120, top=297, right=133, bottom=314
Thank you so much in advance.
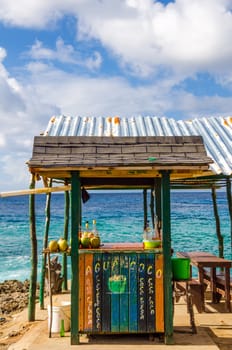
left=70, top=172, right=81, bottom=345
left=161, top=171, right=173, bottom=344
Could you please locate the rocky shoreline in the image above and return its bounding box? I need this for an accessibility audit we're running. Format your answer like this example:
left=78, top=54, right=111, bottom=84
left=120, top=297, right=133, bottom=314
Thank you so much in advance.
left=0, top=279, right=39, bottom=315
left=0, top=280, right=40, bottom=350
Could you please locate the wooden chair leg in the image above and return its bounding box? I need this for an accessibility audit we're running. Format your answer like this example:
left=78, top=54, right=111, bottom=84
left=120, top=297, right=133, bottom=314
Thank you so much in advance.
left=186, top=282, right=197, bottom=334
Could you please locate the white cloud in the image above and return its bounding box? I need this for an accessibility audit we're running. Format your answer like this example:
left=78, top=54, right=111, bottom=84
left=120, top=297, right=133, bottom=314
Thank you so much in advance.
left=23, top=61, right=232, bottom=119
left=0, top=55, right=59, bottom=191
left=0, top=47, right=7, bottom=61
left=1, top=1, right=232, bottom=77
left=74, top=0, right=232, bottom=76
left=27, top=38, right=102, bottom=70
left=85, top=51, right=102, bottom=70
left=28, top=38, right=79, bottom=63
left=0, top=0, right=73, bottom=28
left=1, top=0, right=232, bottom=191
left=0, top=151, right=36, bottom=193
left=0, top=134, right=6, bottom=147
left=0, top=49, right=25, bottom=123
left=0, top=52, right=232, bottom=191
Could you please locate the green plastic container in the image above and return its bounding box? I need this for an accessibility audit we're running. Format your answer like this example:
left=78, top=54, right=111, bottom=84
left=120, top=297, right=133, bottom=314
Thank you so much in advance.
left=171, top=257, right=190, bottom=280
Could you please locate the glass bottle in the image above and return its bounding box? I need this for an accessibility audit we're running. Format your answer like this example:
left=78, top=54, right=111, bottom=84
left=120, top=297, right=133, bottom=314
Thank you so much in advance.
left=143, top=220, right=152, bottom=241
left=60, top=319, right=65, bottom=337
left=78, top=224, right=82, bottom=239
left=92, top=219, right=99, bottom=237
left=154, top=216, right=160, bottom=239
left=83, top=221, right=90, bottom=238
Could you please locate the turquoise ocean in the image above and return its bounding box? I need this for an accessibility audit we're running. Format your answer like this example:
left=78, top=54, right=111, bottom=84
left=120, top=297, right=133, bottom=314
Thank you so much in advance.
left=0, top=191, right=231, bottom=282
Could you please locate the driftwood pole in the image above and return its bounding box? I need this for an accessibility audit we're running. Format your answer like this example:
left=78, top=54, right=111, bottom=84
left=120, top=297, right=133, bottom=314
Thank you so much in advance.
left=39, top=179, right=52, bottom=309
left=150, top=188, right=155, bottom=229
left=62, top=188, right=70, bottom=290
left=211, top=186, right=224, bottom=258
left=28, top=174, right=37, bottom=321
left=154, top=178, right=162, bottom=237
left=226, top=177, right=232, bottom=257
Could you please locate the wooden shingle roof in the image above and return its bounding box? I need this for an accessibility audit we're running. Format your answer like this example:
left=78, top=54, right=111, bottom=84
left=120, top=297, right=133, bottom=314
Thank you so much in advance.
left=27, top=136, right=213, bottom=187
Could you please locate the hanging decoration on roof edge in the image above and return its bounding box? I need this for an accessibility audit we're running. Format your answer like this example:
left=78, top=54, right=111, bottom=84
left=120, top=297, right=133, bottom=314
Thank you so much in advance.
left=81, top=187, right=90, bottom=203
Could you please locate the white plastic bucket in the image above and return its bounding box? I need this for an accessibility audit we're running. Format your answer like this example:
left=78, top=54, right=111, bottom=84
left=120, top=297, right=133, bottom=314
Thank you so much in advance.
left=48, top=302, right=71, bottom=333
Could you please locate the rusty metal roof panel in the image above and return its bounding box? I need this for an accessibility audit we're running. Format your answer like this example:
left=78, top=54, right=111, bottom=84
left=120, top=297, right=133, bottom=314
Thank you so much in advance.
left=43, top=115, right=232, bottom=176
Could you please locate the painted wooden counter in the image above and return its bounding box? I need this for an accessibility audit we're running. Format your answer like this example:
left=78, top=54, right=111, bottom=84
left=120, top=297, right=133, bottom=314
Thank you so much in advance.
left=78, top=243, right=164, bottom=334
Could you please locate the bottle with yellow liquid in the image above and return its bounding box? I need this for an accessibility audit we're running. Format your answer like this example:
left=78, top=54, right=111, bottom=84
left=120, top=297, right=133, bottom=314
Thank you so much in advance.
left=90, top=219, right=101, bottom=248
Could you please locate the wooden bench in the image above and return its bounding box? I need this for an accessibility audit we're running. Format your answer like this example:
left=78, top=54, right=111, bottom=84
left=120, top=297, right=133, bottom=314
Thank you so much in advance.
left=203, top=269, right=232, bottom=303
left=174, top=278, right=204, bottom=313
left=176, top=251, right=232, bottom=312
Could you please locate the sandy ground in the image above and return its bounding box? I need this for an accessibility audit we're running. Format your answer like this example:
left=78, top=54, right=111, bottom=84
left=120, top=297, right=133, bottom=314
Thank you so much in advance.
left=1, top=291, right=232, bottom=350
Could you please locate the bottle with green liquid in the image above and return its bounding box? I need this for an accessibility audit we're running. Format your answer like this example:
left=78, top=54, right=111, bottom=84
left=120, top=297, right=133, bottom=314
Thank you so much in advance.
left=60, top=319, right=65, bottom=337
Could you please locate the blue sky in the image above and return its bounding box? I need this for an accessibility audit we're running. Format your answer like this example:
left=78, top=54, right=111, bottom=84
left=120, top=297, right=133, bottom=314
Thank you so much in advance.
left=0, top=0, right=232, bottom=191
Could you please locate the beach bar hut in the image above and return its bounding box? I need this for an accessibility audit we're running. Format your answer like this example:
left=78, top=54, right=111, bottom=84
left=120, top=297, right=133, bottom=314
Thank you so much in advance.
left=26, top=116, right=214, bottom=345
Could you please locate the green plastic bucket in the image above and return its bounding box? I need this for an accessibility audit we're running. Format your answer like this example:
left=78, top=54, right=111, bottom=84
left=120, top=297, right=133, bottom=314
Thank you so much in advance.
left=172, top=257, right=190, bottom=280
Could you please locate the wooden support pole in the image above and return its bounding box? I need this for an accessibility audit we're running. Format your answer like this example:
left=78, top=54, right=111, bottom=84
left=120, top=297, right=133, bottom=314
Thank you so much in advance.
left=39, top=179, right=52, bottom=309
left=28, top=175, right=37, bottom=322
left=70, top=172, right=81, bottom=345
left=143, top=189, right=148, bottom=230
left=211, top=186, right=224, bottom=258
left=47, top=252, right=52, bottom=338
left=161, top=171, right=173, bottom=344
left=155, top=178, right=162, bottom=236
left=0, top=185, right=70, bottom=197
left=62, top=189, right=70, bottom=290
left=150, top=188, right=155, bottom=229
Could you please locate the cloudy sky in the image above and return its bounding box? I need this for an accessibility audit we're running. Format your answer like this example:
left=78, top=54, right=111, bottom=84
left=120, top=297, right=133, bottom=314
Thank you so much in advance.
left=1, top=0, right=232, bottom=192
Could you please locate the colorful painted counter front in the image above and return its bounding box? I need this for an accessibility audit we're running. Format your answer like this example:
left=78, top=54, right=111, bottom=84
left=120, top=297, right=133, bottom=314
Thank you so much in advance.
left=78, top=243, right=164, bottom=334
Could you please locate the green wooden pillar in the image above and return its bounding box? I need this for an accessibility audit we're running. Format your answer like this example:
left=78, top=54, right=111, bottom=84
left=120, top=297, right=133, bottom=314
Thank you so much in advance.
left=70, top=172, right=81, bottom=345
left=161, top=171, right=173, bottom=344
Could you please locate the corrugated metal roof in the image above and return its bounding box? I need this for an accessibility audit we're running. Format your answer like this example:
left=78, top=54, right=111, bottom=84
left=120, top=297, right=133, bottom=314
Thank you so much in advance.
left=43, top=115, right=232, bottom=176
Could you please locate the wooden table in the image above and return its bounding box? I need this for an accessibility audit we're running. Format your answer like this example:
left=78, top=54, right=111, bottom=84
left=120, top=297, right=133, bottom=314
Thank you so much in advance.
left=176, top=251, right=232, bottom=312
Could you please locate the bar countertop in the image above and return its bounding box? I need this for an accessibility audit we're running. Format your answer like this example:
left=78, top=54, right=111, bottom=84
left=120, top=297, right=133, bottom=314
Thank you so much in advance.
left=79, top=242, right=163, bottom=253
